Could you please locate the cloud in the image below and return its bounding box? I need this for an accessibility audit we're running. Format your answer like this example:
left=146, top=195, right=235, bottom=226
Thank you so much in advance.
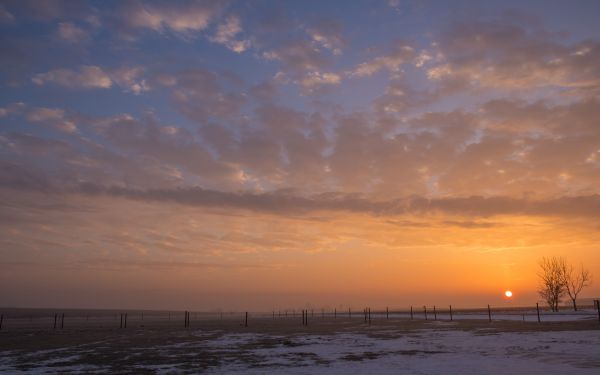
left=32, top=65, right=112, bottom=89
left=56, top=22, right=89, bottom=43
left=209, top=15, right=251, bottom=53
left=425, top=21, right=600, bottom=93
left=350, top=41, right=417, bottom=77
left=3, top=180, right=596, bottom=219
left=32, top=65, right=147, bottom=93
left=306, top=20, right=344, bottom=55
left=119, top=0, right=222, bottom=34
left=25, top=107, right=76, bottom=133
left=263, top=39, right=329, bottom=72
left=298, top=71, right=341, bottom=92
left=156, top=69, right=245, bottom=123
left=0, top=5, right=15, bottom=23
left=110, top=66, right=149, bottom=94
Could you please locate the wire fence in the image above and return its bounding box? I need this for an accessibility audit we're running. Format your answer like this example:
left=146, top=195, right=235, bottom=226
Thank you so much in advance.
left=1, top=301, right=598, bottom=331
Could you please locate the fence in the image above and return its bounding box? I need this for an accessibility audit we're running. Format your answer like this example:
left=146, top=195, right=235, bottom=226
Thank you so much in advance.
left=0, top=301, right=598, bottom=331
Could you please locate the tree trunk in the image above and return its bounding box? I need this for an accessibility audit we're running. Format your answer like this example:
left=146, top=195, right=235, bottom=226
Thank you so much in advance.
left=572, top=298, right=577, bottom=311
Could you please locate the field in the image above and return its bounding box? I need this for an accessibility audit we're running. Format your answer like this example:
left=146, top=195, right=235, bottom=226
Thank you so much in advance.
left=1, top=308, right=599, bottom=374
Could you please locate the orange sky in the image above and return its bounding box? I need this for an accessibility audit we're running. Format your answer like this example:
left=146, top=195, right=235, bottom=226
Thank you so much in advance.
left=2, top=192, right=598, bottom=310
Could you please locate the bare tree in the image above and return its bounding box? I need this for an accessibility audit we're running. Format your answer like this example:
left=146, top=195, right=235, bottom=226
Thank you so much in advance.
left=563, top=263, right=592, bottom=311
left=538, top=256, right=567, bottom=312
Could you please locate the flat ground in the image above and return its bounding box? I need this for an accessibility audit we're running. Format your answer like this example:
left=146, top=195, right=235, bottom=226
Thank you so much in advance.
left=1, top=311, right=599, bottom=374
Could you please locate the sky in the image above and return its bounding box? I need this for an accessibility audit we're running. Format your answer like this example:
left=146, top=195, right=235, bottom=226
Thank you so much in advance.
left=1, top=0, right=599, bottom=311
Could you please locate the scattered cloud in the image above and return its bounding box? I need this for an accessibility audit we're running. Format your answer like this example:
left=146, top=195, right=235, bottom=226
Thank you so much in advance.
left=425, top=21, right=600, bottom=93
left=32, top=65, right=148, bottom=93
left=350, top=41, right=417, bottom=77
left=209, top=15, right=251, bottom=53
left=298, top=71, right=341, bottom=92
left=307, top=20, right=344, bottom=55
left=263, top=39, right=328, bottom=72
left=32, top=65, right=112, bottom=89
left=0, top=5, right=15, bottom=23
left=25, top=107, right=76, bottom=133
left=119, top=0, right=222, bottom=34
left=56, top=22, right=90, bottom=43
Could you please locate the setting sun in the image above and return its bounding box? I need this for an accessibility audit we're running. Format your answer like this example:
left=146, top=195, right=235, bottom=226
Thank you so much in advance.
left=505, top=290, right=513, bottom=298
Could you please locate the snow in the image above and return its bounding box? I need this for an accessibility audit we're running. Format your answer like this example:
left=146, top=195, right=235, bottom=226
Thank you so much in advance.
left=210, top=329, right=600, bottom=374
left=1, top=326, right=598, bottom=373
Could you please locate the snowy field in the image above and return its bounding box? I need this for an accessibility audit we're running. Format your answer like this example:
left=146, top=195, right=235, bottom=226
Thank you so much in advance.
left=1, top=312, right=599, bottom=374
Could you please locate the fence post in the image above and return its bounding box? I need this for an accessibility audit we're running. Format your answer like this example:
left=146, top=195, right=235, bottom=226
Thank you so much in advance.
left=334, top=308, right=336, bottom=319
left=364, top=308, right=367, bottom=323
left=349, top=307, right=351, bottom=318
left=424, top=306, right=427, bottom=320
left=386, top=306, right=389, bottom=320
left=487, top=304, right=491, bottom=323
left=410, top=306, right=413, bottom=320
left=536, top=303, right=541, bottom=323
left=433, top=306, right=437, bottom=321
left=449, top=305, right=453, bottom=321
left=368, top=307, right=371, bottom=325
left=124, top=313, right=127, bottom=328
left=245, top=312, right=248, bottom=327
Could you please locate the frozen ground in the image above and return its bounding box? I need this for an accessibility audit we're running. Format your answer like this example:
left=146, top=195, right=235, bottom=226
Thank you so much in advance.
left=212, top=329, right=600, bottom=375
left=1, top=316, right=599, bottom=374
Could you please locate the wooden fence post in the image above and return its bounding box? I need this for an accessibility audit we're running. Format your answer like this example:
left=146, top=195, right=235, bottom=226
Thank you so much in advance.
left=368, top=308, right=371, bottom=325
left=487, top=304, right=491, bottom=323
left=349, top=307, right=351, bottom=319
left=386, top=306, right=389, bottom=320
left=424, top=306, right=428, bottom=320
left=536, top=303, right=541, bottom=323
left=245, top=312, right=248, bottom=327
left=433, top=306, right=437, bottom=321
left=410, top=306, right=413, bottom=320
left=334, top=308, right=336, bottom=319
left=449, top=305, right=453, bottom=321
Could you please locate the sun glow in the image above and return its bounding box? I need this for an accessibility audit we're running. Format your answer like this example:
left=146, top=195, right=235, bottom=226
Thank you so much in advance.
left=505, top=290, right=513, bottom=298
